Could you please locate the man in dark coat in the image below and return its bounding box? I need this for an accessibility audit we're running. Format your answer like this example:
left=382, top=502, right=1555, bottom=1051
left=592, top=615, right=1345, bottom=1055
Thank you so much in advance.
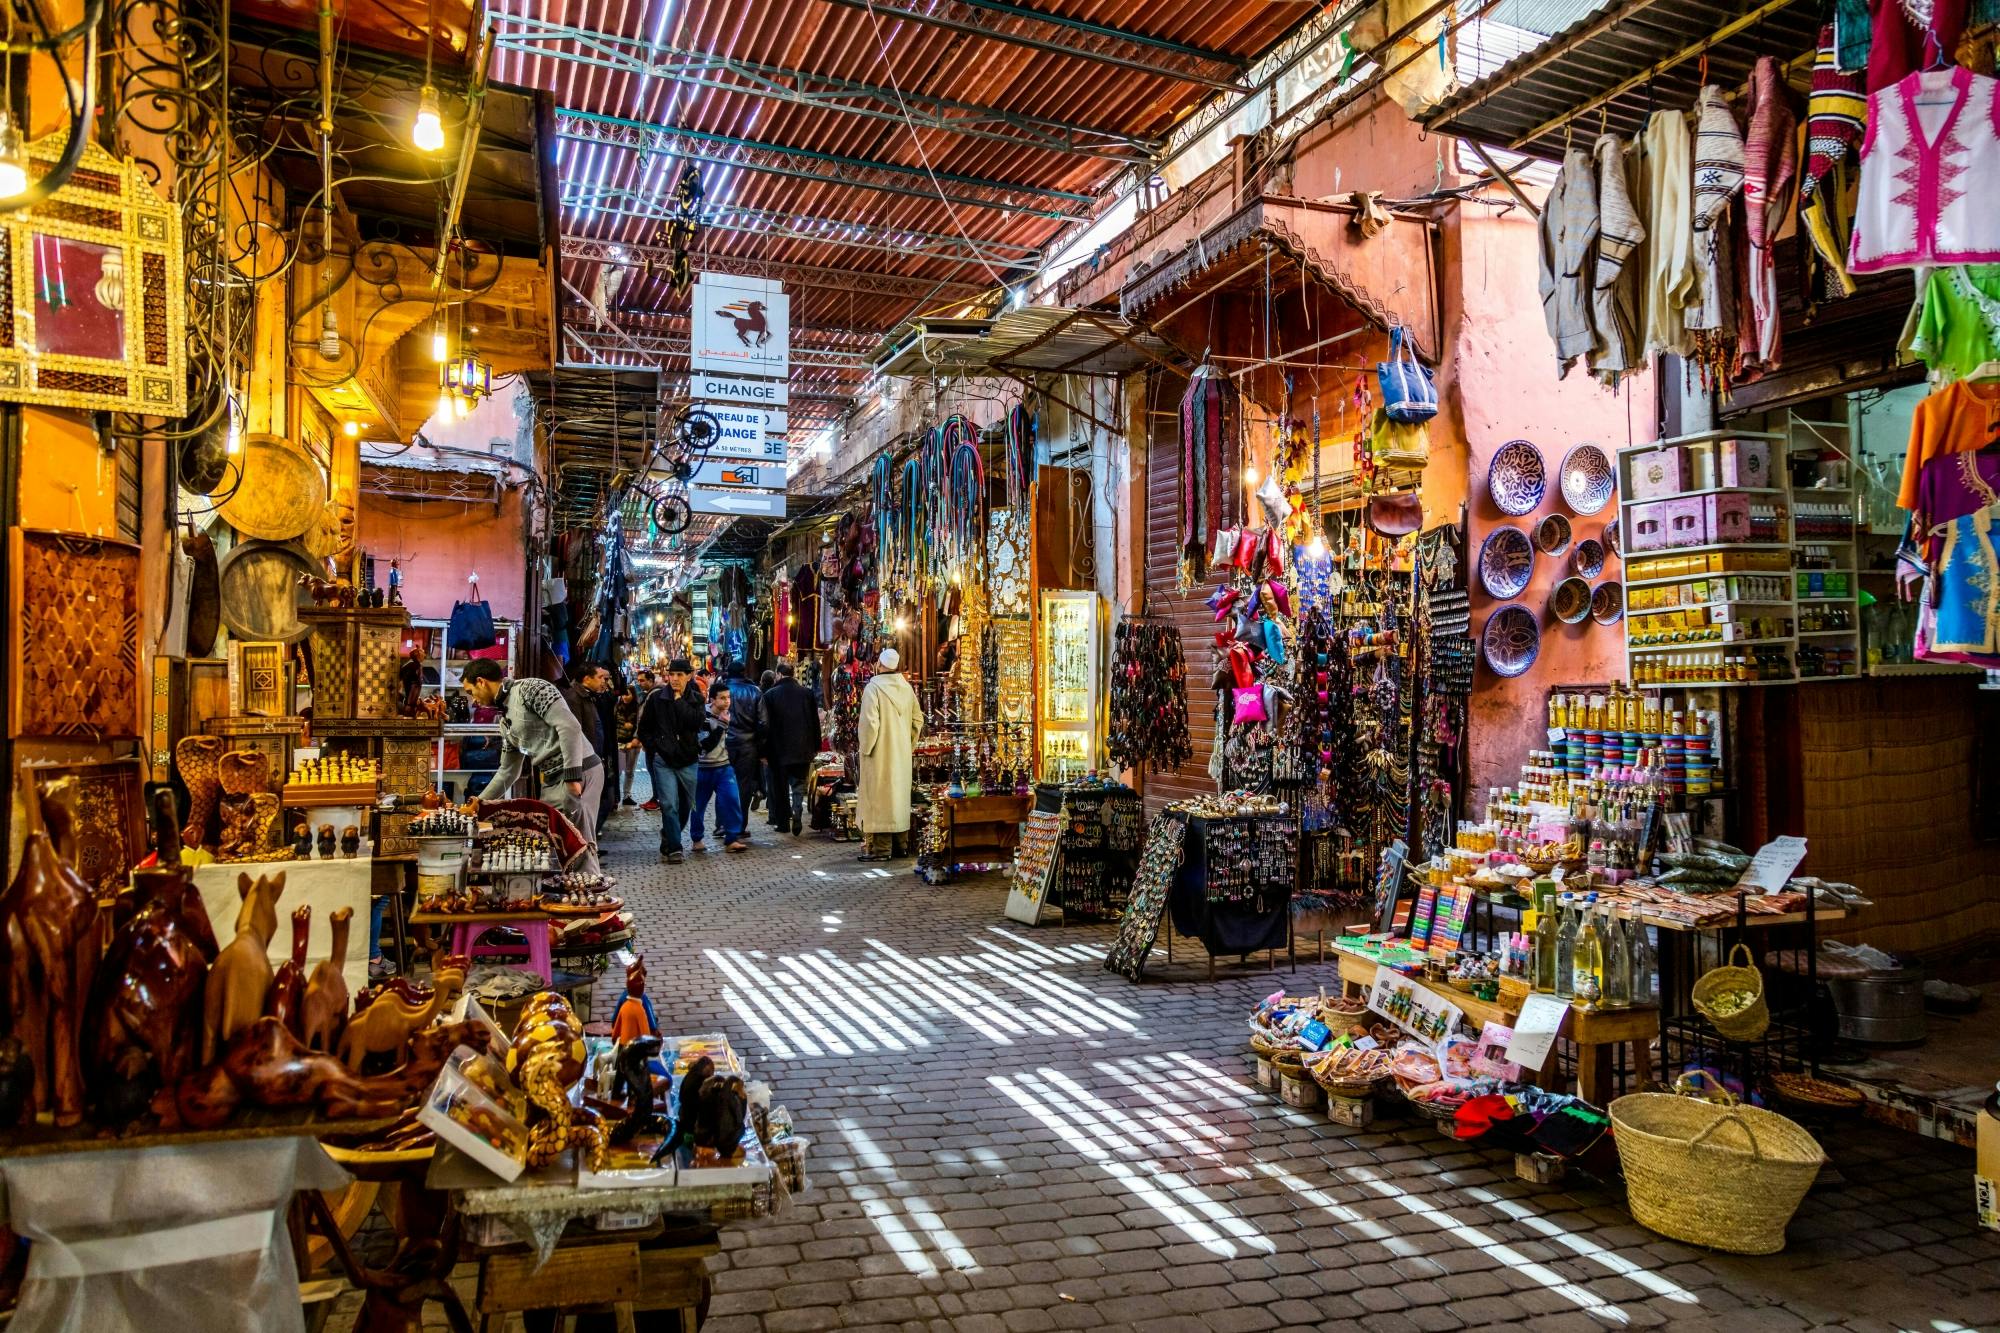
left=724, top=661, right=766, bottom=832
left=760, top=662, right=823, bottom=836
left=637, top=658, right=705, bottom=863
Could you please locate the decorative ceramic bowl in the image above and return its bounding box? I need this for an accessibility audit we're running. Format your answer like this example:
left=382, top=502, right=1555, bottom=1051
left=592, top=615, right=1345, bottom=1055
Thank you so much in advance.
left=1488, top=440, right=1547, bottom=516
left=1551, top=576, right=1593, bottom=624
left=1534, top=513, right=1572, bottom=556
left=1590, top=581, right=1624, bottom=625
left=1573, top=538, right=1606, bottom=578
left=1482, top=604, right=1540, bottom=677
left=1561, top=443, right=1616, bottom=514
left=1601, top=523, right=1619, bottom=557
left=1478, top=525, right=1535, bottom=599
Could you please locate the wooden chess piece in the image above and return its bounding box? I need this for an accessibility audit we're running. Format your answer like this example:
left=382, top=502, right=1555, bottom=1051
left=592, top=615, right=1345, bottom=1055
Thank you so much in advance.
left=301, top=907, right=352, bottom=1054
left=175, top=735, right=225, bottom=849
left=0, top=778, right=103, bottom=1126
left=84, top=791, right=219, bottom=1125
left=266, top=906, right=311, bottom=1037
left=201, top=871, right=285, bottom=1063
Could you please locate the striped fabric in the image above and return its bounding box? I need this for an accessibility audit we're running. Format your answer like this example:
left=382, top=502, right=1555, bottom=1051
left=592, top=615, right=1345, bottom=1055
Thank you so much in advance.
left=1805, top=23, right=1868, bottom=198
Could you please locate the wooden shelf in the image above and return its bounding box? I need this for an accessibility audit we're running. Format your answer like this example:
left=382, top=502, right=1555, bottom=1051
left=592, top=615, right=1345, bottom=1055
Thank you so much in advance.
left=1627, top=637, right=1792, bottom=654
left=1620, top=486, right=1786, bottom=504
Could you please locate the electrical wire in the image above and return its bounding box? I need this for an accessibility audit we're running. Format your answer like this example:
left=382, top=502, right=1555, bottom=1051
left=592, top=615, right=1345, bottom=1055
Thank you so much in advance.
left=0, top=0, right=103, bottom=214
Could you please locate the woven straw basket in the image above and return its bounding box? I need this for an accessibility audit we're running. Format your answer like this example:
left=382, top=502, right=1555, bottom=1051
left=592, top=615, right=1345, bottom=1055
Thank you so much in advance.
left=1610, top=1094, right=1824, bottom=1255
left=1692, top=942, right=1770, bottom=1041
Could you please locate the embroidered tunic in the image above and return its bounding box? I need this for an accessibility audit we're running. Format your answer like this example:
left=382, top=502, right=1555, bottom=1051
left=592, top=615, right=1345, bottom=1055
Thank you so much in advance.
left=1538, top=148, right=1599, bottom=376
left=1637, top=108, right=1696, bottom=358
left=1587, top=133, right=1646, bottom=384
left=1850, top=67, right=2000, bottom=273
left=1909, top=265, right=2000, bottom=380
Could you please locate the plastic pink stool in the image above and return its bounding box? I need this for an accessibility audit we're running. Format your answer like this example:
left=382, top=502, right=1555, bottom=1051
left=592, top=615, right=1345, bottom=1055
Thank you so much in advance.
left=451, top=914, right=553, bottom=985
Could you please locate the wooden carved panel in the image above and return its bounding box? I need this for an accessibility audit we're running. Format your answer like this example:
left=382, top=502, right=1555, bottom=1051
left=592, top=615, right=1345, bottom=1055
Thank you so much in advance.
left=8, top=527, right=143, bottom=740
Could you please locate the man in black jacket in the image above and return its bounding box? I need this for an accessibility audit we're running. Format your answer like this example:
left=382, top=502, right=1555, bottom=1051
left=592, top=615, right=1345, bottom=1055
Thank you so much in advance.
left=724, top=662, right=765, bottom=832
left=566, top=664, right=620, bottom=828
left=637, top=657, right=705, bottom=863
left=760, top=662, right=823, bottom=836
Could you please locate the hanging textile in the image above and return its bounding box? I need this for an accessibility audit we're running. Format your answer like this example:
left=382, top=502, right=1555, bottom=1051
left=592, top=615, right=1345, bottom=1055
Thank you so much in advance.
left=1105, top=619, right=1193, bottom=775
left=1910, top=451, right=2000, bottom=664
left=1005, top=402, right=1034, bottom=508
left=1537, top=147, right=1599, bottom=376
left=1896, top=378, right=2000, bottom=508
left=1909, top=265, right=2000, bottom=379
left=1638, top=108, right=1696, bottom=358
left=1687, top=86, right=1746, bottom=335
left=1805, top=25, right=1869, bottom=197
left=1588, top=132, right=1647, bottom=386
left=1741, top=57, right=1797, bottom=371
left=1179, top=365, right=1239, bottom=576
left=1850, top=68, right=2000, bottom=273
left=1866, top=0, right=1970, bottom=92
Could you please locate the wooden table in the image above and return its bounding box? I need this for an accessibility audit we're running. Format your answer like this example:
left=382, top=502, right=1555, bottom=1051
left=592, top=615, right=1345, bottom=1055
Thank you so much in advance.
left=1328, top=948, right=1657, bottom=1104
left=409, top=908, right=555, bottom=983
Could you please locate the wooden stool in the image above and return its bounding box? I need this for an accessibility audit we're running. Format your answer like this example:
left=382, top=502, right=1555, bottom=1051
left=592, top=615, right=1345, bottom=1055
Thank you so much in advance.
left=473, top=1231, right=716, bottom=1333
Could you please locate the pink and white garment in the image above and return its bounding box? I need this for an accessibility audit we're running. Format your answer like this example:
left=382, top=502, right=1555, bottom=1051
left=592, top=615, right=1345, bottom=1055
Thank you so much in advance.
left=1849, top=66, right=2000, bottom=273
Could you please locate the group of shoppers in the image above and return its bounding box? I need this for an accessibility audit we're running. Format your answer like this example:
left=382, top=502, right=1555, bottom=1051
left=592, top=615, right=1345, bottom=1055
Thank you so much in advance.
left=633, top=658, right=823, bottom=863
left=457, top=646, right=922, bottom=870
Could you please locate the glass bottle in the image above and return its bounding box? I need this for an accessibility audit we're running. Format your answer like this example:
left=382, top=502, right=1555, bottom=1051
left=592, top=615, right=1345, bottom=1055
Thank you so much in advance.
left=1629, top=905, right=1656, bottom=1005
left=1604, top=904, right=1632, bottom=1009
left=1574, top=897, right=1604, bottom=1011
left=1533, top=905, right=1557, bottom=994
left=1554, top=894, right=1578, bottom=1001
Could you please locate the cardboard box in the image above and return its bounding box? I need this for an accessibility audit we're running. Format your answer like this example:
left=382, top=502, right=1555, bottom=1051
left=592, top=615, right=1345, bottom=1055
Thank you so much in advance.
left=1719, top=438, right=1773, bottom=489
left=1978, top=1093, right=1999, bottom=1232
left=1704, top=493, right=1753, bottom=544
left=1628, top=447, right=1688, bottom=500
left=1630, top=497, right=1708, bottom=551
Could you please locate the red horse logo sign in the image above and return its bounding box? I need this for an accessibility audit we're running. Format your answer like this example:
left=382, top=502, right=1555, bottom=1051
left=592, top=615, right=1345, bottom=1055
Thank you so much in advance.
left=717, top=299, right=771, bottom=349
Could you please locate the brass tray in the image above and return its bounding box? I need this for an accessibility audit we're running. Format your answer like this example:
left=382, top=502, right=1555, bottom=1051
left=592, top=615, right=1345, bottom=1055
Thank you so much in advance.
left=217, top=540, right=317, bottom=643
left=218, top=433, right=326, bottom=542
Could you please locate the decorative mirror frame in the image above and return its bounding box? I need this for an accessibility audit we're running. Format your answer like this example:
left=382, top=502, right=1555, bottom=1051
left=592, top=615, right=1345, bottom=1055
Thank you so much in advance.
left=0, top=133, right=187, bottom=414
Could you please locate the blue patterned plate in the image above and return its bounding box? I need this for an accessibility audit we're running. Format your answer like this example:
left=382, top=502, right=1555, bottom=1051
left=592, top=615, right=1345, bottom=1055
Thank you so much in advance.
left=1573, top=538, right=1606, bottom=578
left=1562, top=443, right=1615, bottom=515
left=1478, top=524, right=1535, bottom=600
left=1482, top=604, right=1540, bottom=677
left=1488, top=440, right=1547, bottom=516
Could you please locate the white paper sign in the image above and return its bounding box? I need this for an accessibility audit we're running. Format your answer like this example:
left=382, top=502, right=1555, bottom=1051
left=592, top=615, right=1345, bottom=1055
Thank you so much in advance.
left=692, top=275, right=789, bottom=378
left=692, top=458, right=787, bottom=489
left=691, top=368, right=789, bottom=408
left=1737, top=836, right=1808, bottom=894
left=689, top=486, right=786, bottom=517
left=695, top=404, right=789, bottom=460
left=1504, top=992, right=1570, bottom=1071
left=1366, top=965, right=1463, bottom=1044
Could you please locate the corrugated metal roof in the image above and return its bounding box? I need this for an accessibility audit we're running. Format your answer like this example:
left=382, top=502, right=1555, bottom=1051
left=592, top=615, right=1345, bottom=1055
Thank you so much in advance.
left=872, top=304, right=1180, bottom=376
left=1421, top=0, right=1820, bottom=161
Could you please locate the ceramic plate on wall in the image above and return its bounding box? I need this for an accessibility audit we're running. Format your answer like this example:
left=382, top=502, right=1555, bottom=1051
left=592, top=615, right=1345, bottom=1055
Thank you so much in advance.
left=1561, top=443, right=1616, bottom=514
left=1534, top=513, right=1572, bottom=556
left=1482, top=604, right=1540, bottom=677
left=1479, top=524, right=1535, bottom=599
left=1573, top=538, right=1606, bottom=578
left=1591, top=581, right=1625, bottom=624
left=1551, top=576, right=1593, bottom=624
left=1488, top=440, right=1547, bottom=516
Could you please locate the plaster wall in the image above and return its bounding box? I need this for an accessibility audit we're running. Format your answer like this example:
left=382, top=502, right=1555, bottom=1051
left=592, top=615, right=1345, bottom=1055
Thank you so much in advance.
left=356, top=487, right=530, bottom=624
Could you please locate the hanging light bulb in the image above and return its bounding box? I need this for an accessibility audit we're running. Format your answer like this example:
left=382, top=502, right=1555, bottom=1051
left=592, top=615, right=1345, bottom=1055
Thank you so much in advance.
left=1308, top=530, right=1327, bottom=557
left=0, top=112, right=27, bottom=198
left=342, top=420, right=360, bottom=438
left=430, top=317, right=447, bottom=362
left=412, top=84, right=446, bottom=152
left=225, top=401, right=242, bottom=457
left=318, top=307, right=341, bottom=360
left=1243, top=465, right=1259, bottom=487
left=452, top=392, right=470, bottom=420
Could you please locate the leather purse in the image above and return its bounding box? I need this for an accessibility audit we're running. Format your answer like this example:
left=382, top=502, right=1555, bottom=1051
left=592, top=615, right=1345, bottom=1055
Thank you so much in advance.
left=1366, top=492, right=1424, bottom=537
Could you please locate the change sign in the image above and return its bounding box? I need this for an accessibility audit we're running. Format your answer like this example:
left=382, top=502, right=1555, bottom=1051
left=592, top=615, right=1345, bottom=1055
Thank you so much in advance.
left=696, top=404, right=786, bottom=461
left=691, top=369, right=789, bottom=409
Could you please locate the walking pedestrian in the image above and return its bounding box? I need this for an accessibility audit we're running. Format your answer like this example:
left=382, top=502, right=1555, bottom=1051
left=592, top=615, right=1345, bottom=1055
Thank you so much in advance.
left=692, top=681, right=750, bottom=853
left=615, top=678, right=643, bottom=806
left=761, top=661, right=821, bottom=836
left=637, top=657, right=704, bottom=863
left=724, top=661, right=765, bottom=827
left=566, top=664, right=619, bottom=828
left=461, top=659, right=604, bottom=872
left=857, top=647, right=922, bottom=861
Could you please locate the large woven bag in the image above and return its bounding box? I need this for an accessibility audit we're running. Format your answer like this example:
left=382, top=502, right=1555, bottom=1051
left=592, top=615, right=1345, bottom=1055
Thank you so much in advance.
left=1610, top=1093, right=1824, bottom=1255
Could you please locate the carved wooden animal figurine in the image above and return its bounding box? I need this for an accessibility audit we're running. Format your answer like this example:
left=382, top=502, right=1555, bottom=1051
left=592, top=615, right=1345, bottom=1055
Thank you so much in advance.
left=339, top=978, right=453, bottom=1072
left=175, top=735, right=225, bottom=849
left=0, top=780, right=102, bottom=1126
left=301, top=907, right=352, bottom=1054
left=217, top=751, right=278, bottom=860
left=351, top=952, right=467, bottom=1015
left=85, top=791, right=220, bottom=1125
left=202, top=871, right=286, bottom=1063
left=266, top=906, right=311, bottom=1037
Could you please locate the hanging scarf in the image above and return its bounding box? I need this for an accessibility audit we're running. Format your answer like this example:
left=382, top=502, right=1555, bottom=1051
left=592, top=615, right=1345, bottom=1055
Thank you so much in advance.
left=1179, top=365, right=1237, bottom=570
left=1741, top=56, right=1797, bottom=371
left=1804, top=23, right=1867, bottom=198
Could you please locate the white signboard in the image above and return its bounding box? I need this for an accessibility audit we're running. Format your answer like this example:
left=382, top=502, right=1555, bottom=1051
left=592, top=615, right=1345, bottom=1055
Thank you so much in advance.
left=1366, top=965, right=1463, bottom=1044
left=690, top=486, right=786, bottom=518
left=693, top=459, right=787, bottom=489
left=1737, top=836, right=1809, bottom=894
left=1503, top=992, right=1570, bottom=1072
left=692, top=275, right=789, bottom=379
left=692, top=368, right=789, bottom=409
left=695, top=403, right=788, bottom=461
left=695, top=402, right=788, bottom=435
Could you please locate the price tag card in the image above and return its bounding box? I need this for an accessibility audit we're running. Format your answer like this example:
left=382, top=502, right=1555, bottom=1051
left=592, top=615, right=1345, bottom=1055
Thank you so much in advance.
left=1504, top=992, right=1570, bottom=1071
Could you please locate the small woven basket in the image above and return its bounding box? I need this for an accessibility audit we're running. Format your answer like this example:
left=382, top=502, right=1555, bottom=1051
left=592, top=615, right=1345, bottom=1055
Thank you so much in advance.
left=1692, top=942, right=1770, bottom=1041
left=1610, top=1093, right=1824, bottom=1255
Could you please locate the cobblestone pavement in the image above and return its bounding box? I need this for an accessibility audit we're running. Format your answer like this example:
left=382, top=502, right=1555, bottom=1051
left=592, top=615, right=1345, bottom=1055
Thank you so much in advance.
left=572, top=805, right=1998, bottom=1333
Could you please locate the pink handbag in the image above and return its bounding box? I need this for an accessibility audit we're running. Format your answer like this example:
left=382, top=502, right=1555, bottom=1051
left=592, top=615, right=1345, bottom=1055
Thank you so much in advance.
left=1232, top=686, right=1268, bottom=724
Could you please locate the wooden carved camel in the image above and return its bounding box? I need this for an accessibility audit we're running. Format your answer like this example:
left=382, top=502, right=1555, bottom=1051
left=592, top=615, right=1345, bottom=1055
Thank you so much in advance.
left=202, top=871, right=286, bottom=1063
left=339, top=983, right=452, bottom=1073
left=0, top=778, right=102, bottom=1126
left=300, top=907, right=353, bottom=1054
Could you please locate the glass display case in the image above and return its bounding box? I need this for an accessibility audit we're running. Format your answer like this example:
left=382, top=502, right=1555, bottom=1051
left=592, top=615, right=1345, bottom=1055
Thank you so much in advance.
left=1037, top=590, right=1101, bottom=783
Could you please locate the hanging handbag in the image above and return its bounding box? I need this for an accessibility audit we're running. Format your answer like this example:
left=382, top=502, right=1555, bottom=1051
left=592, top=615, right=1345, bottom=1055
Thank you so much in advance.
left=1369, top=409, right=1432, bottom=468
left=1265, top=529, right=1286, bottom=574
left=1376, top=326, right=1438, bottom=424
left=1209, top=526, right=1242, bottom=568
left=1231, top=686, right=1268, bottom=724
left=1366, top=492, right=1425, bottom=537
left=448, top=575, right=497, bottom=651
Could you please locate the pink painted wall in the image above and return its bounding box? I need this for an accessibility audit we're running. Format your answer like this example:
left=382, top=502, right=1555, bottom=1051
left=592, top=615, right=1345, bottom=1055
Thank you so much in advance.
left=356, top=487, right=530, bottom=623
left=1441, top=206, right=1657, bottom=795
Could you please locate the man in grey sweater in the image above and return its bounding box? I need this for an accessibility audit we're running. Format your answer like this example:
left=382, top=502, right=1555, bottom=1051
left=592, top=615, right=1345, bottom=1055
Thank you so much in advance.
left=462, top=658, right=603, bottom=871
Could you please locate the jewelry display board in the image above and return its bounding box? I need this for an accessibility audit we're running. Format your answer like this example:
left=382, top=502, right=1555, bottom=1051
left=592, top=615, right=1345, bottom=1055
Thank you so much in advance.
left=1037, top=590, right=1100, bottom=781
left=1004, top=810, right=1064, bottom=925
left=1102, top=811, right=1189, bottom=982
left=1051, top=784, right=1143, bottom=922
left=8, top=527, right=143, bottom=740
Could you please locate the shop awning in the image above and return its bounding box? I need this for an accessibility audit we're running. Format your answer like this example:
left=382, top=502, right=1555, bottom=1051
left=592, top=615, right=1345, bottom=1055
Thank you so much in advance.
left=1420, top=0, right=1821, bottom=161
left=872, top=305, right=1182, bottom=378
left=532, top=367, right=660, bottom=529
left=1118, top=194, right=1442, bottom=362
